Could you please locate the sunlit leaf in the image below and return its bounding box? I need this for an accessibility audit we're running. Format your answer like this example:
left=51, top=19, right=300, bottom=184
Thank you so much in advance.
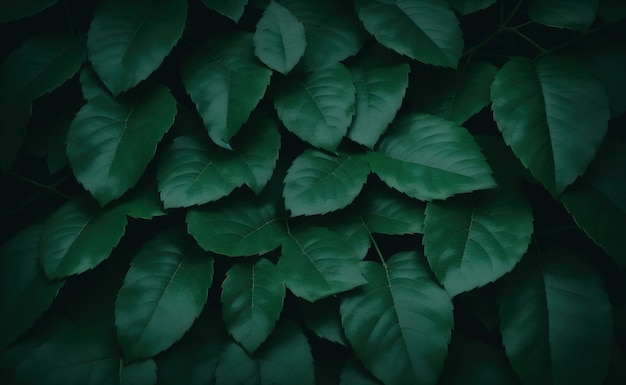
left=0, top=0, right=58, bottom=22
left=202, top=0, right=248, bottom=22
left=529, top=0, right=598, bottom=31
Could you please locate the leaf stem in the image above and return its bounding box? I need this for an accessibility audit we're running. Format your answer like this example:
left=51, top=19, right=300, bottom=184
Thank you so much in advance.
left=10, top=173, right=72, bottom=200
left=508, top=28, right=548, bottom=55
left=362, top=219, right=386, bottom=266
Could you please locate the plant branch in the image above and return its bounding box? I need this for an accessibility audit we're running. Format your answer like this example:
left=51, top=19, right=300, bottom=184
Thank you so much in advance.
left=10, top=173, right=72, bottom=200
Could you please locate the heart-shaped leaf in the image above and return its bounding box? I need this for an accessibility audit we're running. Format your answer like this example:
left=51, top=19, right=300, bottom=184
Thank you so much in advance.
left=529, top=0, right=598, bottom=31
left=202, top=0, right=247, bottom=22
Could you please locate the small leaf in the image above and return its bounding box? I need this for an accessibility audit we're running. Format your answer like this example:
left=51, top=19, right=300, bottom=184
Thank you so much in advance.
left=497, top=248, right=613, bottom=385
left=492, top=55, right=610, bottom=196
left=368, top=113, right=496, bottom=201
left=278, top=226, right=366, bottom=302
left=80, top=66, right=111, bottom=101
left=355, top=0, right=463, bottom=67
left=423, top=189, right=534, bottom=296
left=115, top=230, right=214, bottom=362
left=202, top=0, right=248, bottom=22
left=274, top=63, right=355, bottom=151
left=299, top=297, right=348, bottom=346
left=0, top=0, right=58, bottom=22
left=448, top=0, right=497, bottom=14
left=221, top=259, right=285, bottom=353
left=358, top=184, right=426, bottom=235
left=87, top=0, right=187, bottom=95
left=182, top=32, right=272, bottom=147
left=253, top=1, right=306, bottom=74
left=529, top=0, right=598, bottom=31
left=67, top=84, right=177, bottom=205
left=283, top=150, right=369, bottom=217
left=39, top=197, right=128, bottom=279
left=341, top=252, right=454, bottom=385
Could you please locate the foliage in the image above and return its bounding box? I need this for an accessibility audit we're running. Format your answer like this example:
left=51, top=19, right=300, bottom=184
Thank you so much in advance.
left=1, top=0, right=625, bottom=384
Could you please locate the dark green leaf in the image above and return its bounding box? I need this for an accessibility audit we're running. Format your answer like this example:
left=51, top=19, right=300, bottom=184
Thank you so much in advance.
left=0, top=0, right=58, bottom=22
left=299, top=296, right=348, bottom=346
left=448, top=0, right=497, bottom=14
left=340, top=356, right=382, bottom=385
left=80, top=66, right=111, bottom=101
left=358, top=184, right=426, bottom=235
left=202, top=0, right=247, bottom=22
left=114, top=181, right=165, bottom=220
left=121, top=359, right=157, bottom=385
left=529, top=0, right=598, bottom=31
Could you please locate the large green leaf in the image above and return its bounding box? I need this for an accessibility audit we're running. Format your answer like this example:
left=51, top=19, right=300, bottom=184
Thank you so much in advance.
left=529, top=0, right=598, bottom=31
left=497, top=249, right=613, bottom=385
left=181, top=32, right=272, bottom=147
left=87, top=0, right=187, bottom=96
left=39, top=197, right=128, bottom=279
left=357, top=184, right=426, bottom=235
left=283, top=150, right=369, bottom=217
left=115, top=230, right=214, bottom=362
left=202, top=0, right=248, bottom=22
left=278, top=226, right=366, bottom=302
left=0, top=33, right=85, bottom=172
left=274, top=63, right=356, bottom=152
left=448, top=0, right=496, bottom=14
left=423, top=189, right=533, bottom=296
left=253, top=1, right=306, bottom=74
left=215, top=320, right=315, bottom=385
left=560, top=140, right=626, bottom=268
left=299, top=297, right=348, bottom=346
left=0, top=0, right=57, bottom=22
left=341, top=252, right=454, bottom=385
left=368, top=113, right=496, bottom=201
left=491, top=55, right=610, bottom=196
left=67, top=84, right=177, bottom=205
left=347, top=50, right=410, bottom=148
left=186, top=194, right=286, bottom=257
left=355, top=0, right=463, bottom=67
left=221, top=259, right=285, bottom=353
left=0, top=225, right=64, bottom=349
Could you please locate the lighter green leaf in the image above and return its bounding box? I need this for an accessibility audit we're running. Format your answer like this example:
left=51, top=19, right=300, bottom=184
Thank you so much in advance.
left=87, top=0, right=187, bottom=95
left=115, top=230, right=214, bottom=362
left=278, top=227, right=366, bottom=302
left=253, top=1, right=306, bottom=74
left=67, top=84, right=176, bottom=205
left=0, top=225, right=64, bottom=349
left=0, top=0, right=57, bottom=22
left=368, top=113, right=496, bottom=201
left=358, top=184, right=426, bottom=235
left=274, top=63, right=355, bottom=151
left=341, top=252, right=454, bottom=385
left=560, top=141, right=626, bottom=268
left=423, top=189, right=533, bottom=296
left=182, top=32, right=272, bottom=147
left=186, top=195, right=286, bottom=257
left=39, top=197, right=128, bottom=279
left=221, top=259, right=285, bottom=353
left=448, top=0, right=496, bottom=14
left=283, top=150, right=369, bottom=217
left=497, top=249, right=613, bottom=385
left=202, top=0, right=248, bottom=22
left=529, top=0, right=598, bottom=31
left=299, top=297, right=348, bottom=346
left=355, top=0, right=463, bottom=67
left=491, top=55, right=609, bottom=196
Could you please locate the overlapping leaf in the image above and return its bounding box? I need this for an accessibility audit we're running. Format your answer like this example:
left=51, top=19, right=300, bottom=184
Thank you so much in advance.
left=0, top=0, right=58, bottom=22
left=368, top=113, right=496, bottom=201
left=299, top=297, right=348, bottom=346
left=115, top=230, right=214, bottom=362
left=497, top=249, right=613, bottom=385
left=529, top=0, right=598, bottom=31
left=341, top=356, right=382, bottom=385
left=448, top=0, right=497, bottom=14
left=355, top=0, right=463, bottom=67
left=274, top=63, right=356, bottom=151
left=221, top=259, right=285, bottom=353
left=341, top=252, right=454, bottom=385
left=357, top=184, right=426, bottom=235
left=67, top=84, right=177, bottom=205
left=182, top=32, right=272, bottom=147
left=491, top=55, right=610, bottom=196
left=87, top=0, right=187, bottom=95
left=202, top=0, right=247, bottom=22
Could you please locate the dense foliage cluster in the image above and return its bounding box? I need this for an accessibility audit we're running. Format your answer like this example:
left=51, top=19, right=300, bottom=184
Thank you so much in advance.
left=1, top=0, right=625, bottom=384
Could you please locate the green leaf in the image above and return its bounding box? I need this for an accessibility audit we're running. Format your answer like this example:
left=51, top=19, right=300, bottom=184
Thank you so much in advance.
left=299, top=296, right=348, bottom=346
left=80, top=66, right=112, bottom=101
left=368, top=113, right=496, bottom=201
left=278, top=226, right=366, bottom=302
left=87, top=0, right=187, bottom=95
left=182, top=32, right=272, bottom=147
left=274, top=63, right=355, bottom=151
left=497, top=249, right=613, bottom=385
left=67, top=84, right=177, bottom=205
left=115, top=230, right=214, bottom=362
left=0, top=0, right=58, bottom=22
left=0, top=225, right=64, bottom=349
left=355, top=0, right=463, bottom=67
left=491, top=55, right=610, bottom=196
left=202, top=0, right=248, bottom=22
left=412, top=61, right=497, bottom=124
left=215, top=320, right=315, bottom=385
left=253, top=0, right=306, bottom=74
left=560, top=140, right=626, bottom=268
left=221, top=259, right=285, bottom=353
left=39, top=197, right=128, bottom=279
left=423, top=189, right=533, bottom=296
left=448, top=0, right=497, bottom=14
left=348, top=50, right=410, bottom=148
left=283, top=150, right=369, bottom=217
left=358, top=184, right=426, bottom=235
left=114, top=180, right=165, bottom=220
left=0, top=33, right=85, bottom=172
left=341, top=252, right=454, bottom=385
left=186, top=194, right=286, bottom=257
left=529, top=0, right=598, bottom=31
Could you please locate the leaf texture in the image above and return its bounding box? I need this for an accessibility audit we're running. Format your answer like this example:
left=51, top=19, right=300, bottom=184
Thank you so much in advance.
left=202, top=0, right=247, bottom=22
left=358, top=184, right=426, bottom=235
left=299, top=297, right=348, bottom=346
left=529, top=0, right=598, bottom=31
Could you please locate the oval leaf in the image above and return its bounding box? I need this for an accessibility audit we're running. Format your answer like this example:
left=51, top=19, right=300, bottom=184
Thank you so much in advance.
left=202, top=0, right=247, bottom=22
left=0, top=0, right=58, bottom=22
left=341, top=252, right=454, bottom=385
left=115, top=230, right=214, bottom=362
left=529, top=0, right=598, bottom=31
left=491, top=55, right=610, bottom=196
